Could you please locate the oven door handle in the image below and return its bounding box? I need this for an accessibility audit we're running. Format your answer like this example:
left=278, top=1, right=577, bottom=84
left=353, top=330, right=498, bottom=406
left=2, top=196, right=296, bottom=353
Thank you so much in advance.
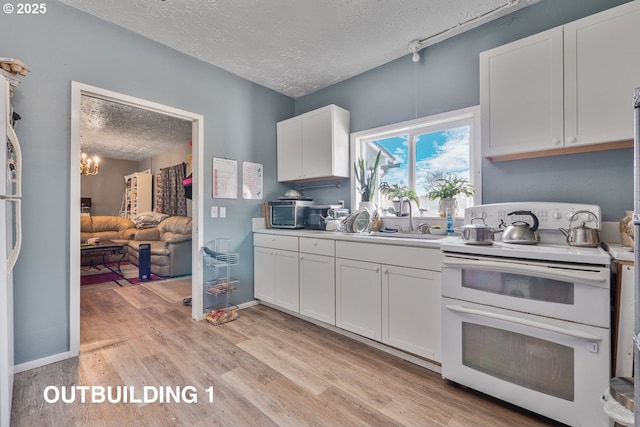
left=441, top=258, right=608, bottom=287
left=445, top=304, right=603, bottom=341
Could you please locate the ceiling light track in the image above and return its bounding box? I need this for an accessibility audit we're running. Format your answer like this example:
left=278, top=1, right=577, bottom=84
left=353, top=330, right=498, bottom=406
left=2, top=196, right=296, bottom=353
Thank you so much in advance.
left=408, top=0, right=532, bottom=62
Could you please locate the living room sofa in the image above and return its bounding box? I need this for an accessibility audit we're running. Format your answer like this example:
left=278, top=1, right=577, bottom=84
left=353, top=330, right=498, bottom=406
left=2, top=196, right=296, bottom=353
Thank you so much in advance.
left=127, top=216, right=192, bottom=277
left=81, top=216, right=138, bottom=265
left=81, top=215, right=138, bottom=243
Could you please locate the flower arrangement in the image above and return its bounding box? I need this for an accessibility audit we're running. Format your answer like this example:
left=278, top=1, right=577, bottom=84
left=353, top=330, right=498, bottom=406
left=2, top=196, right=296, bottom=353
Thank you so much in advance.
left=425, top=175, right=474, bottom=217
left=379, top=182, right=420, bottom=207
left=426, top=176, right=474, bottom=200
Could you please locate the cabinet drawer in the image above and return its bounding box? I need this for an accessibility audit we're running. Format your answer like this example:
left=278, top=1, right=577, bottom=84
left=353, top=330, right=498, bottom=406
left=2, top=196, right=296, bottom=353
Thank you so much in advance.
left=299, top=237, right=335, bottom=256
left=335, top=241, right=440, bottom=271
left=253, top=233, right=298, bottom=251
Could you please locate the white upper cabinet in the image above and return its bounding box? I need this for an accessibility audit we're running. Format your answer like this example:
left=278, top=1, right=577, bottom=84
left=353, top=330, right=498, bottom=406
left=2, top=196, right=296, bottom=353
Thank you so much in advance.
left=276, top=118, right=303, bottom=181
left=480, top=28, right=563, bottom=156
left=277, top=104, right=350, bottom=182
left=481, top=1, right=640, bottom=158
left=564, top=1, right=640, bottom=147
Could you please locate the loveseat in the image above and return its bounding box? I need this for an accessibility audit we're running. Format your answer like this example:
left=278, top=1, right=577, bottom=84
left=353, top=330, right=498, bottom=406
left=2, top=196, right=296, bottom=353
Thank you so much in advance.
left=81, top=216, right=138, bottom=265
left=127, top=216, right=192, bottom=277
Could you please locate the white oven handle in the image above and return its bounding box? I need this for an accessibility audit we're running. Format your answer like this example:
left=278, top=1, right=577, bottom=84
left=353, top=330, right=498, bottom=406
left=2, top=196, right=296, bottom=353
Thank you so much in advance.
left=445, top=304, right=602, bottom=341
left=442, top=258, right=608, bottom=287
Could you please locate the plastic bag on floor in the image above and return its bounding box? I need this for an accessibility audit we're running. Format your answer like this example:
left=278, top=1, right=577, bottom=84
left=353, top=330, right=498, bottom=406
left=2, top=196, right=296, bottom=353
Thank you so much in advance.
left=601, top=387, right=633, bottom=426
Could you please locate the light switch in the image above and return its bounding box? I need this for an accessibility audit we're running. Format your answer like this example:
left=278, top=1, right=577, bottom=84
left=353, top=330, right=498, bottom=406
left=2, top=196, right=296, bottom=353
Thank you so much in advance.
left=211, top=206, right=218, bottom=218
left=220, top=207, right=226, bottom=218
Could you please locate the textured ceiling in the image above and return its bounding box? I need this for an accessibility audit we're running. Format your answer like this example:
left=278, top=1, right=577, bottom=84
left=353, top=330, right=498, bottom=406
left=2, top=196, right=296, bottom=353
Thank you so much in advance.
left=73, top=0, right=538, bottom=161
left=81, top=95, right=192, bottom=161
left=60, top=0, right=538, bottom=98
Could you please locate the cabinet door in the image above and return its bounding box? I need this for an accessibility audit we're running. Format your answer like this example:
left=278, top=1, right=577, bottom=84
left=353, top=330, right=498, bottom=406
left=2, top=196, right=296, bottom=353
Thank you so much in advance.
left=564, top=1, right=640, bottom=147
left=382, top=266, right=441, bottom=361
left=616, top=263, right=634, bottom=377
left=301, top=106, right=333, bottom=180
left=273, top=249, right=300, bottom=312
left=254, top=247, right=275, bottom=303
left=277, top=117, right=303, bottom=181
left=300, top=253, right=335, bottom=325
left=335, top=258, right=382, bottom=340
left=480, top=27, right=564, bottom=157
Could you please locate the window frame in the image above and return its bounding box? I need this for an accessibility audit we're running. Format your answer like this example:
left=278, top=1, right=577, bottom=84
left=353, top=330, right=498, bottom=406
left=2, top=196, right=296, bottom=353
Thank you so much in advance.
left=350, top=106, right=482, bottom=217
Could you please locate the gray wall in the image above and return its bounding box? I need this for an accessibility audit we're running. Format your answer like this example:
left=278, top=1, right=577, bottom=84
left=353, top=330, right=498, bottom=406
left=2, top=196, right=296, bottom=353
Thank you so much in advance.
left=81, top=158, right=140, bottom=216
left=2, top=2, right=292, bottom=364
left=295, top=0, right=634, bottom=221
left=4, top=0, right=634, bottom=366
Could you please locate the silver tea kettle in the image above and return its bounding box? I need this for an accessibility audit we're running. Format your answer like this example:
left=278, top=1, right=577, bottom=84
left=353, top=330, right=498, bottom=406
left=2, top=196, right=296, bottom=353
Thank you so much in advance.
left=559, top=210, right=601, bottom=247
left=501, top=211, right=540, bottom=244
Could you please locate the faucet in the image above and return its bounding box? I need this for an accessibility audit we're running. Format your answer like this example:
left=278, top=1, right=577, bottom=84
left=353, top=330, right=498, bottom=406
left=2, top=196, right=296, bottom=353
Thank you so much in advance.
left=399, top=197, right=414, bottom=231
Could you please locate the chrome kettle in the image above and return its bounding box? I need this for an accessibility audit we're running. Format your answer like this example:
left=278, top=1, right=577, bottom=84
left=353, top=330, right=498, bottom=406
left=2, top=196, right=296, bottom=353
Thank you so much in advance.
left=559, top=210, right=601, bottom=247
left=501, top=211, right=540, bottom=244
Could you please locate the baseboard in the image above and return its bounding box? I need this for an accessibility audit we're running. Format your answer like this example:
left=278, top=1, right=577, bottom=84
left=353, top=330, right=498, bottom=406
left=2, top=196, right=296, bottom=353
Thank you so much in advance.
left=238, top=299, right=260, bottom=310
left=14, top=350, right=76, bottom=374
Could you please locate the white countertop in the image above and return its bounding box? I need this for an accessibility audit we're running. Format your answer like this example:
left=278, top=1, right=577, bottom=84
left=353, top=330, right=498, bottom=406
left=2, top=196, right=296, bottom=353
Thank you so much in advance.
left=252, top=227, right=452, bottom=249
left=606, top=242, right=634, bottom=262
left=252, top=220, right=626, bottom=263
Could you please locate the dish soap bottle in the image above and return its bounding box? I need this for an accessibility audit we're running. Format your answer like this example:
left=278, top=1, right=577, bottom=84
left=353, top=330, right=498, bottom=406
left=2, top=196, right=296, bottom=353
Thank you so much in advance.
left=446, top=208, right=454, bottom=235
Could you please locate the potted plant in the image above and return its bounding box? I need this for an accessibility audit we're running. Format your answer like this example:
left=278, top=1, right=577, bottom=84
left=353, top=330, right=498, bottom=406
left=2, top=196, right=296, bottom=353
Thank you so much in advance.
left=353, top=150, right=381, bottom=209
left=426, top=175, right=474, bottom=217
left=379, top=182, right=420, bottom=215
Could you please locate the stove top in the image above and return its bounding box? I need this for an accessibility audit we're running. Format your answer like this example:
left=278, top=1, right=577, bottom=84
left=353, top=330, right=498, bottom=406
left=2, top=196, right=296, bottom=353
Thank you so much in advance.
left=442, top=202, right=611, bottom=265
left=441, top=238, right=611, bottom=265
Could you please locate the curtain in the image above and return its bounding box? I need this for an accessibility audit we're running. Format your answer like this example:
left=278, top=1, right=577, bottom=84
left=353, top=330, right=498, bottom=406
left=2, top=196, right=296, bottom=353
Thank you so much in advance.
left=160, top=162, right=187, bottom=216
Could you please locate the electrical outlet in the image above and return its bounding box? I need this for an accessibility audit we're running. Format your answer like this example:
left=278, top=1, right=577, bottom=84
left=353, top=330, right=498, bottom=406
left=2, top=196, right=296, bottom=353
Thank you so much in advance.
left=220, top=207, right=226, bottom=218
left=211, top=206, right=218, bottom=218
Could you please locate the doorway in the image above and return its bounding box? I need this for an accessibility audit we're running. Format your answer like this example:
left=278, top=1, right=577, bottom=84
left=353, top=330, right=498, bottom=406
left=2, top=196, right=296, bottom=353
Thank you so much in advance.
left=69, top=82, right=204, bottom=357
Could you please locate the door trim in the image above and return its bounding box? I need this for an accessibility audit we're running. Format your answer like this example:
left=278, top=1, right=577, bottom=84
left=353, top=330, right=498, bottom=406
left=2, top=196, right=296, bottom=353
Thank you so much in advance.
left=69, top=82, right=205, bottom=356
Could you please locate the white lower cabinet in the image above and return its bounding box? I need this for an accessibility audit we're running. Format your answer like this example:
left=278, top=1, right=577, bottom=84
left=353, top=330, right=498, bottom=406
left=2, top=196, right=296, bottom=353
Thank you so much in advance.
left=335, top=258, right=382, bottom=341
left=253, top=246, right=300, bottom=312
left=300, top=253, right=335, bottom=325
left=616, top=262, right=634, bottom=377
left=273, top=250, right=300, bottom=312
left=254, top=232, right=442, bottom=365
left=382, top=265, right=441, bottom=361
left=254, top=246, right=275, bottom=303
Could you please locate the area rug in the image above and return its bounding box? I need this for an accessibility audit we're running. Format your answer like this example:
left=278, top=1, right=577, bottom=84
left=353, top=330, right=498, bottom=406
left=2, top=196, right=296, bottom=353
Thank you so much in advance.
left=80, top=262, right=161, bottom=286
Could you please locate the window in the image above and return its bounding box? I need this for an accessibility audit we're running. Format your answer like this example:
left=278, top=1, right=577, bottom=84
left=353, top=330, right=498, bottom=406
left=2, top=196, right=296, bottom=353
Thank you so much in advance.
left=351, top=106, right=480, bottom=217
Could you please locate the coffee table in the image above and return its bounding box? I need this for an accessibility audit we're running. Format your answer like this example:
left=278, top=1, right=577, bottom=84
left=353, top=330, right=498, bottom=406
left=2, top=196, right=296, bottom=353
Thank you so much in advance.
left=80, top=240, right=126, bottom=278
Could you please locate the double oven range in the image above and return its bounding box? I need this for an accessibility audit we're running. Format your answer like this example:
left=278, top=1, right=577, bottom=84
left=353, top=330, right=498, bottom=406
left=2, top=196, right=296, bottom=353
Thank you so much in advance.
left=440, top=202, right=611, bottom=427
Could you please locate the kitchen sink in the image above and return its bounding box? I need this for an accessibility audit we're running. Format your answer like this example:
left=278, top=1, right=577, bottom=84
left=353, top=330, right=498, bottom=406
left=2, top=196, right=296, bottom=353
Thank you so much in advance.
left=362, top=231, right=447, bottom=240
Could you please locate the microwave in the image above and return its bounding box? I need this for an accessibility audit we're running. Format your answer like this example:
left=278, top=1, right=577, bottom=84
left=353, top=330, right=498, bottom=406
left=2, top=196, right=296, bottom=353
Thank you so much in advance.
left=268, top=200, right=314, bottom=229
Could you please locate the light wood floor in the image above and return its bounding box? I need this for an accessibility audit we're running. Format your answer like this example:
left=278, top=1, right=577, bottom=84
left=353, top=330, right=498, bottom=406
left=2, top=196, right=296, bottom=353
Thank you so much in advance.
left=11, top=280, right=560, bottom=426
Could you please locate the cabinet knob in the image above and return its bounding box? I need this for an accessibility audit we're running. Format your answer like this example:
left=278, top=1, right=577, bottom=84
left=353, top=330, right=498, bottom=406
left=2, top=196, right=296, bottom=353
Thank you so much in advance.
left=551, top=138, right=561, bottom=145
left=567, top=136, right=577, bottom=144
left=313, top=241, right=318, bottom=246
left=375, top=267, right=380, bottom=273
left=383, top=269, right=389, bottom=274
left=300, top=256, right=304, bottom=260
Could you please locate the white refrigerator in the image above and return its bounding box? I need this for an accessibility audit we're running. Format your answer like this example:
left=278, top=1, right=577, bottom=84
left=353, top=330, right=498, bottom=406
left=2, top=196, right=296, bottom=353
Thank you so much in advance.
left=0, top=74, right=22, bottom=427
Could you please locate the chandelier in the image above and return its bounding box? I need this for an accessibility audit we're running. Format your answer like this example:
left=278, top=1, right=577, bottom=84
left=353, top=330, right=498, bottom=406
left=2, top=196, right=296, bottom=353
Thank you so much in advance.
left=80, top=153, right=100, bottom=176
